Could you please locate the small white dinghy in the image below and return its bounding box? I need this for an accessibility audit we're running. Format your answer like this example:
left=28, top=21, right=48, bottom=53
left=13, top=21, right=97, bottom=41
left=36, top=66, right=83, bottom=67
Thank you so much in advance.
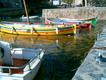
left=0, top=41, right=44, bottom=80
left=20, top=15, right=39, bottom=19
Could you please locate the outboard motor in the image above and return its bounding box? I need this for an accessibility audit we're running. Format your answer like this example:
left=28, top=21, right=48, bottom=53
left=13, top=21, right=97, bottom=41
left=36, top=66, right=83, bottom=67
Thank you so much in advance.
left=0, top=41, right=13, bottom=66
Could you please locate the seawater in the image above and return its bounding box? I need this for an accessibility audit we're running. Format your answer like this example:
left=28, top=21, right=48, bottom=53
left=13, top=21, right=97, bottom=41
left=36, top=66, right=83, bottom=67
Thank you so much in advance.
left=0, top=18, right=105, bottom=80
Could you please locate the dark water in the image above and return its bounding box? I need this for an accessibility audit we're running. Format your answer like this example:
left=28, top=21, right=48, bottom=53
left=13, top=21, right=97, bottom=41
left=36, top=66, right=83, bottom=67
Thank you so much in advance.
left=0, top=18, right=106, bottom=80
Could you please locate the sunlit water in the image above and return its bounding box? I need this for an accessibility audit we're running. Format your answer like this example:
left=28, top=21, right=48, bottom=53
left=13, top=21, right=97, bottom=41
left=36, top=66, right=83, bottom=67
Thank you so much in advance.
left=0, top=18, right=105, bottom=80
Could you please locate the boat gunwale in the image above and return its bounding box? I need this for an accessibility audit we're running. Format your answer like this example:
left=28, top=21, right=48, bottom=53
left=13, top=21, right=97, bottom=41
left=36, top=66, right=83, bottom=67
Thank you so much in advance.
left=58, top=17, right=97, bottom=21
left=0, top=21, right=76, bottom=26
left=0, top=48, right=43, bottom=73
left=46, top=19, right=92, bottom=24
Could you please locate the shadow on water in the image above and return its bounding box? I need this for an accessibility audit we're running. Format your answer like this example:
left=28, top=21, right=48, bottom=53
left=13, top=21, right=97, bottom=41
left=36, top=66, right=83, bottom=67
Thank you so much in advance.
left=0, top=17, right=106, bottom=80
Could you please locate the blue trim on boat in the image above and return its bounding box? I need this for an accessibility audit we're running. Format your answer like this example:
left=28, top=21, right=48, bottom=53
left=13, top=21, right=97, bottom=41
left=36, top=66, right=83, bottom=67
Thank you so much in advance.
left=1, top=25, right=73, bottom=31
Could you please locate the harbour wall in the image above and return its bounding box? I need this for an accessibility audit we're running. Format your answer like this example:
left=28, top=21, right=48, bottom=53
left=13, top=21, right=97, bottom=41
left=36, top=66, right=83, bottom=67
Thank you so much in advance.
left=42, top=7, right=106, bottom=20
left=72, top=27, right=106, bottom=80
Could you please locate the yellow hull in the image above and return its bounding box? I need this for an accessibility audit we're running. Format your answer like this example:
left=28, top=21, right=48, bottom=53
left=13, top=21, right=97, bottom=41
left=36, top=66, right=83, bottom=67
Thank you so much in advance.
left=0, top=23, right=76, bottom=35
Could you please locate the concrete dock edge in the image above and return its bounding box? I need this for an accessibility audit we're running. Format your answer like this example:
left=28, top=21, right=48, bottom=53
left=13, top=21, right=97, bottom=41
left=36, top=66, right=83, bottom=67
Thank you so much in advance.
left=72, top=27, right=106, bottom=80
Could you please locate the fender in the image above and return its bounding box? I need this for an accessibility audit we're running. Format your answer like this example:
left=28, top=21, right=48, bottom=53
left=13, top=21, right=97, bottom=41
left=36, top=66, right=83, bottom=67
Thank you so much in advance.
left=0, top=47, right=4, bottom=58
left=0, top=41, right=13, bottom=66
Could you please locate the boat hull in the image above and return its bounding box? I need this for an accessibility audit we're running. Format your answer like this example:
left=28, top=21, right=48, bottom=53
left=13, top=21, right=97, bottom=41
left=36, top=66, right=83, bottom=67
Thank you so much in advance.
left=58, top=17, right=98, bottom=29
left=0, top=48, right=44, bottom=80
left=24, top=57, right=42, bottom=80
left=0, top=61, right=41, bottom=80
left=45, top=19, right=92, bottom=29
left=0, top=23, right=76, bottom=35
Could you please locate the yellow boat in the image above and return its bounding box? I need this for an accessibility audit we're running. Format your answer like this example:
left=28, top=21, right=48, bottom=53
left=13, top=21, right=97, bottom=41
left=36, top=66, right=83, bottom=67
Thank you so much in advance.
left=0, top=22, right=76, bottom=36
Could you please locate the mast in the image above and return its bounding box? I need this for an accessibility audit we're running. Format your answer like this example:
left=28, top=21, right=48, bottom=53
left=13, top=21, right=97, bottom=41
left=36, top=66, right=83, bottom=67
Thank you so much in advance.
left=23, top=0, right=30, bottom=24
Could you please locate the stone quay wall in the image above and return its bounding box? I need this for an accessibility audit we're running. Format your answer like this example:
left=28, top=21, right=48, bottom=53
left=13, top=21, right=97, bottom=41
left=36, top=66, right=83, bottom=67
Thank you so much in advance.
left=42, top=7, right=106, bottom=20
left=72, top=27, right=106, bottom=80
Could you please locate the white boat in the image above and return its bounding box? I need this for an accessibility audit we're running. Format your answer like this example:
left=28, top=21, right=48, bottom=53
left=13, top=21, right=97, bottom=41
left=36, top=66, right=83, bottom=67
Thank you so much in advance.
left=20, top=15, right=39, bottom=19
left=0, top=41, right=44, bottom=80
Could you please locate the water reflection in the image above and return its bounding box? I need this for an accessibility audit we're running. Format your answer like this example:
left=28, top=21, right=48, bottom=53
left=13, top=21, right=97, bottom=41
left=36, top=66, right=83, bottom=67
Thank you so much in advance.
left=0, top=32, right=76, bottom=52
left=0, top=32, right=76, bottom=43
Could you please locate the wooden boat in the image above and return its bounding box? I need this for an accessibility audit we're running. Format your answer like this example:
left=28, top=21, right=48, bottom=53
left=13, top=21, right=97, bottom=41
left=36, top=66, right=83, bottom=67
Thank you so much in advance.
left=0, top=41, right=44, bottom=80
left=58, top=17, right=98, bottom=28
left=45, top=18, right=92, bottom=30
left=58, top=17, right=97, bottom=21
left=0, top=21, right=76, bottom=35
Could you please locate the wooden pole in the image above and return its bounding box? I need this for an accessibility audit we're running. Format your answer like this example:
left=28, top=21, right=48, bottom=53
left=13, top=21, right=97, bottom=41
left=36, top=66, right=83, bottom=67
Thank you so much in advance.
left=23, top=0, right=30, bottom=24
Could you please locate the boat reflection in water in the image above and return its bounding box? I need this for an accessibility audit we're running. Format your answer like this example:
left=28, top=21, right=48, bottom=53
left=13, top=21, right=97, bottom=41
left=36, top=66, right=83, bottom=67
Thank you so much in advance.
left=0, top=32, right=76, bottom=52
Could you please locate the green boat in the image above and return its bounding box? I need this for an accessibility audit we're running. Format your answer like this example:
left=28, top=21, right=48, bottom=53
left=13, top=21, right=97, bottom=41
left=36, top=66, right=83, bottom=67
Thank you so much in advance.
left=57, top=17, right=98, bottom=29
left=83, top=18, right=98, bottom=29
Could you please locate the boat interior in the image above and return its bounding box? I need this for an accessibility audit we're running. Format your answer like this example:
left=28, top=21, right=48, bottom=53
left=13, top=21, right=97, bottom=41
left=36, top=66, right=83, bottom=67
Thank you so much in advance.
left=0, top=43, right=43, bottom=74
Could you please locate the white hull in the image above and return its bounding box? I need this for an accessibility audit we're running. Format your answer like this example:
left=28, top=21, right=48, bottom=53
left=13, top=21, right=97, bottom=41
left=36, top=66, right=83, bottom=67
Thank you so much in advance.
left=0, top=51, right=44, bottom=80
left=0, top=42, right=44, bottom=80
left=20, top=15, right=39, bottom=19
left=0, top=61, right=41, bottom=80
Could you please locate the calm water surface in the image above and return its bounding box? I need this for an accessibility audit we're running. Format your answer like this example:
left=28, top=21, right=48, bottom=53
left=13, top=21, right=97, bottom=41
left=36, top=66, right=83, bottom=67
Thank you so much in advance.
left=0, top=18, right=106, bottom=80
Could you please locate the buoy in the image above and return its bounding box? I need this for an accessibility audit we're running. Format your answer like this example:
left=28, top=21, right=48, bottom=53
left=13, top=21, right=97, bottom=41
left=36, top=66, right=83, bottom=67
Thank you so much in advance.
left=0, top=41, right=13, bottom=66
